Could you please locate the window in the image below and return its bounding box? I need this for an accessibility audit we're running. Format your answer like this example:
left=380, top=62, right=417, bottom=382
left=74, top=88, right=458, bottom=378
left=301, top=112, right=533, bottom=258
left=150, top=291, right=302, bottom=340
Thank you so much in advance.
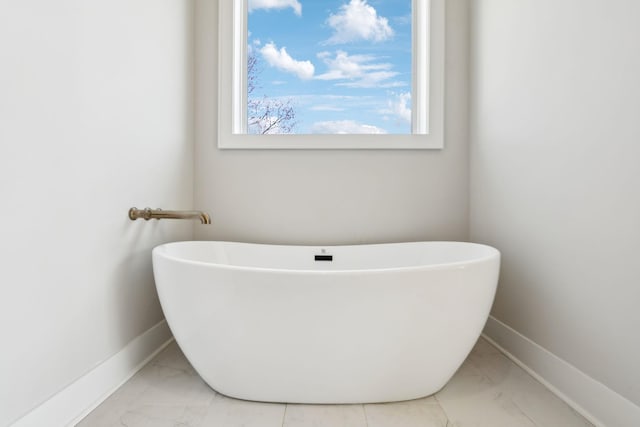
left=218, top=0, right=444, bottom=149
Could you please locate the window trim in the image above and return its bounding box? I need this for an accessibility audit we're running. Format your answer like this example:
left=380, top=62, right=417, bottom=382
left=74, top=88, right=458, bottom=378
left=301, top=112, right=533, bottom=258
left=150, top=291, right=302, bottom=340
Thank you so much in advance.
left=218, top=0, right=444, bottom=149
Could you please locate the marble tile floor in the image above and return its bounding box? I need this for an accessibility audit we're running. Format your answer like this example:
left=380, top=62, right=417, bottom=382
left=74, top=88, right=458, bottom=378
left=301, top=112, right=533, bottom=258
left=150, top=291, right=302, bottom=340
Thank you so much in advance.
left=77, top=337, right=593, bottom=427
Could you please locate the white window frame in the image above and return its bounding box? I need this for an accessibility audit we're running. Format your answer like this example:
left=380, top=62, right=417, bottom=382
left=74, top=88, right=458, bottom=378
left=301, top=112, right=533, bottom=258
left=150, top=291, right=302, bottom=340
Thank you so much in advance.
left=218, top=0, right=444, bottom=149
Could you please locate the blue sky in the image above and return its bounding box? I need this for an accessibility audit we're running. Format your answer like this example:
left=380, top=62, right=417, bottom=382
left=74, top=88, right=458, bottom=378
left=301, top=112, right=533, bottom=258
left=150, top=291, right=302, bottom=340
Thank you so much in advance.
left=248, top=0, right=412, bottom=134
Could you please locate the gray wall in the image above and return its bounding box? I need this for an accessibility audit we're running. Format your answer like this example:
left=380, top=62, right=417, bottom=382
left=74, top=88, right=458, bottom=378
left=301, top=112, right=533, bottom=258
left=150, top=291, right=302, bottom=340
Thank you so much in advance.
left=0, top=1, right=195, bottom=425
left=469, top=0, right=640, bottom=407
left=194, top=0, right=471, bottom=245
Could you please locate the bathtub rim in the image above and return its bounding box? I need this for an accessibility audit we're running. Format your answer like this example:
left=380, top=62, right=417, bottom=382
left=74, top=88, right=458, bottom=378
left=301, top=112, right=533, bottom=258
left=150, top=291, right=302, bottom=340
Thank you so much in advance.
left=152, top=240, right=500, bottom=275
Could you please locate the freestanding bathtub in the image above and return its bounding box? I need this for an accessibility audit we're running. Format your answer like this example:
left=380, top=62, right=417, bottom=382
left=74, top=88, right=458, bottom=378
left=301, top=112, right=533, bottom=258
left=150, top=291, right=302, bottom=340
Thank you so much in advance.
left=152, top=241, right=500, bottom=404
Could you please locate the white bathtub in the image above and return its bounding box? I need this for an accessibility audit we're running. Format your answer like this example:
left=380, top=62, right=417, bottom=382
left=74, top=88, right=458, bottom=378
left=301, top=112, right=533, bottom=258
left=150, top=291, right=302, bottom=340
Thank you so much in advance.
left=152, top=241, right=500, bottom=404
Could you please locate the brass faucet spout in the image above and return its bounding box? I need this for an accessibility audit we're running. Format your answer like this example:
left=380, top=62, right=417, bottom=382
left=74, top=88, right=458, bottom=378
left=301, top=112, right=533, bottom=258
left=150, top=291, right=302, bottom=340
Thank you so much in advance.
left=129, top=207, right=212, bottom=225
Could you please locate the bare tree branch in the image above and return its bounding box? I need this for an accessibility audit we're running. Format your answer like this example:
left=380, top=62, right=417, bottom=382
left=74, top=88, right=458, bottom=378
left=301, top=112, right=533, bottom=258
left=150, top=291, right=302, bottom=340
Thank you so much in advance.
left=247, top=52, right=297, bottom=134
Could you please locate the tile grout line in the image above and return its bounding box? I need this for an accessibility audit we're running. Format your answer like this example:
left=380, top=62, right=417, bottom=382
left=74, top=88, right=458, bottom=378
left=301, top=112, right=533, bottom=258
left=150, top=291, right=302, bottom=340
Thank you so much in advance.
left=281, top=403, right=288, bottom=427
left=362, top=403, right=370, bottom=427
left=433, top=393, right=454, bottom=427
left=510, top=399, right=541, bottom=427
left=478, top=337, right=595, bottom=426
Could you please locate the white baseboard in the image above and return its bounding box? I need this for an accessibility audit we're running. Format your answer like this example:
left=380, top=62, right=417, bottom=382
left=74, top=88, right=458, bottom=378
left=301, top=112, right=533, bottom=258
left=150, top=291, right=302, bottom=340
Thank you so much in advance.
left=483, top=315, right=640, bottom=427
left=11, top=320, right=174, bottom=427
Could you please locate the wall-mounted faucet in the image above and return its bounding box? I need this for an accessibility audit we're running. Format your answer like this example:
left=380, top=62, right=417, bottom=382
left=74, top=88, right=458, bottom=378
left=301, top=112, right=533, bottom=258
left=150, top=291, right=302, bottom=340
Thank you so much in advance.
left=128, top=207, right=211, bottom=225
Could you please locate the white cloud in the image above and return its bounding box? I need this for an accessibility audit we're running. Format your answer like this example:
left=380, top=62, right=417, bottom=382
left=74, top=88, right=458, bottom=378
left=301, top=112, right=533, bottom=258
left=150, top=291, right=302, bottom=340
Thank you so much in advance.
left=315, top=50, right=403, bottom=88
left=311, top=120, right=387, bottom=134
left=260, top=42, right=315, bottom=80
left=346, top=71, right=402, bottom=88
left=309, top=105, right=345, bottom=112
left=382, top=92, right=411, bottom=124
left=291, top=94, right=377, bottom=110
left=326, top=0, right=393, bottom=44
left=248, top=0, right=302, bottom=16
